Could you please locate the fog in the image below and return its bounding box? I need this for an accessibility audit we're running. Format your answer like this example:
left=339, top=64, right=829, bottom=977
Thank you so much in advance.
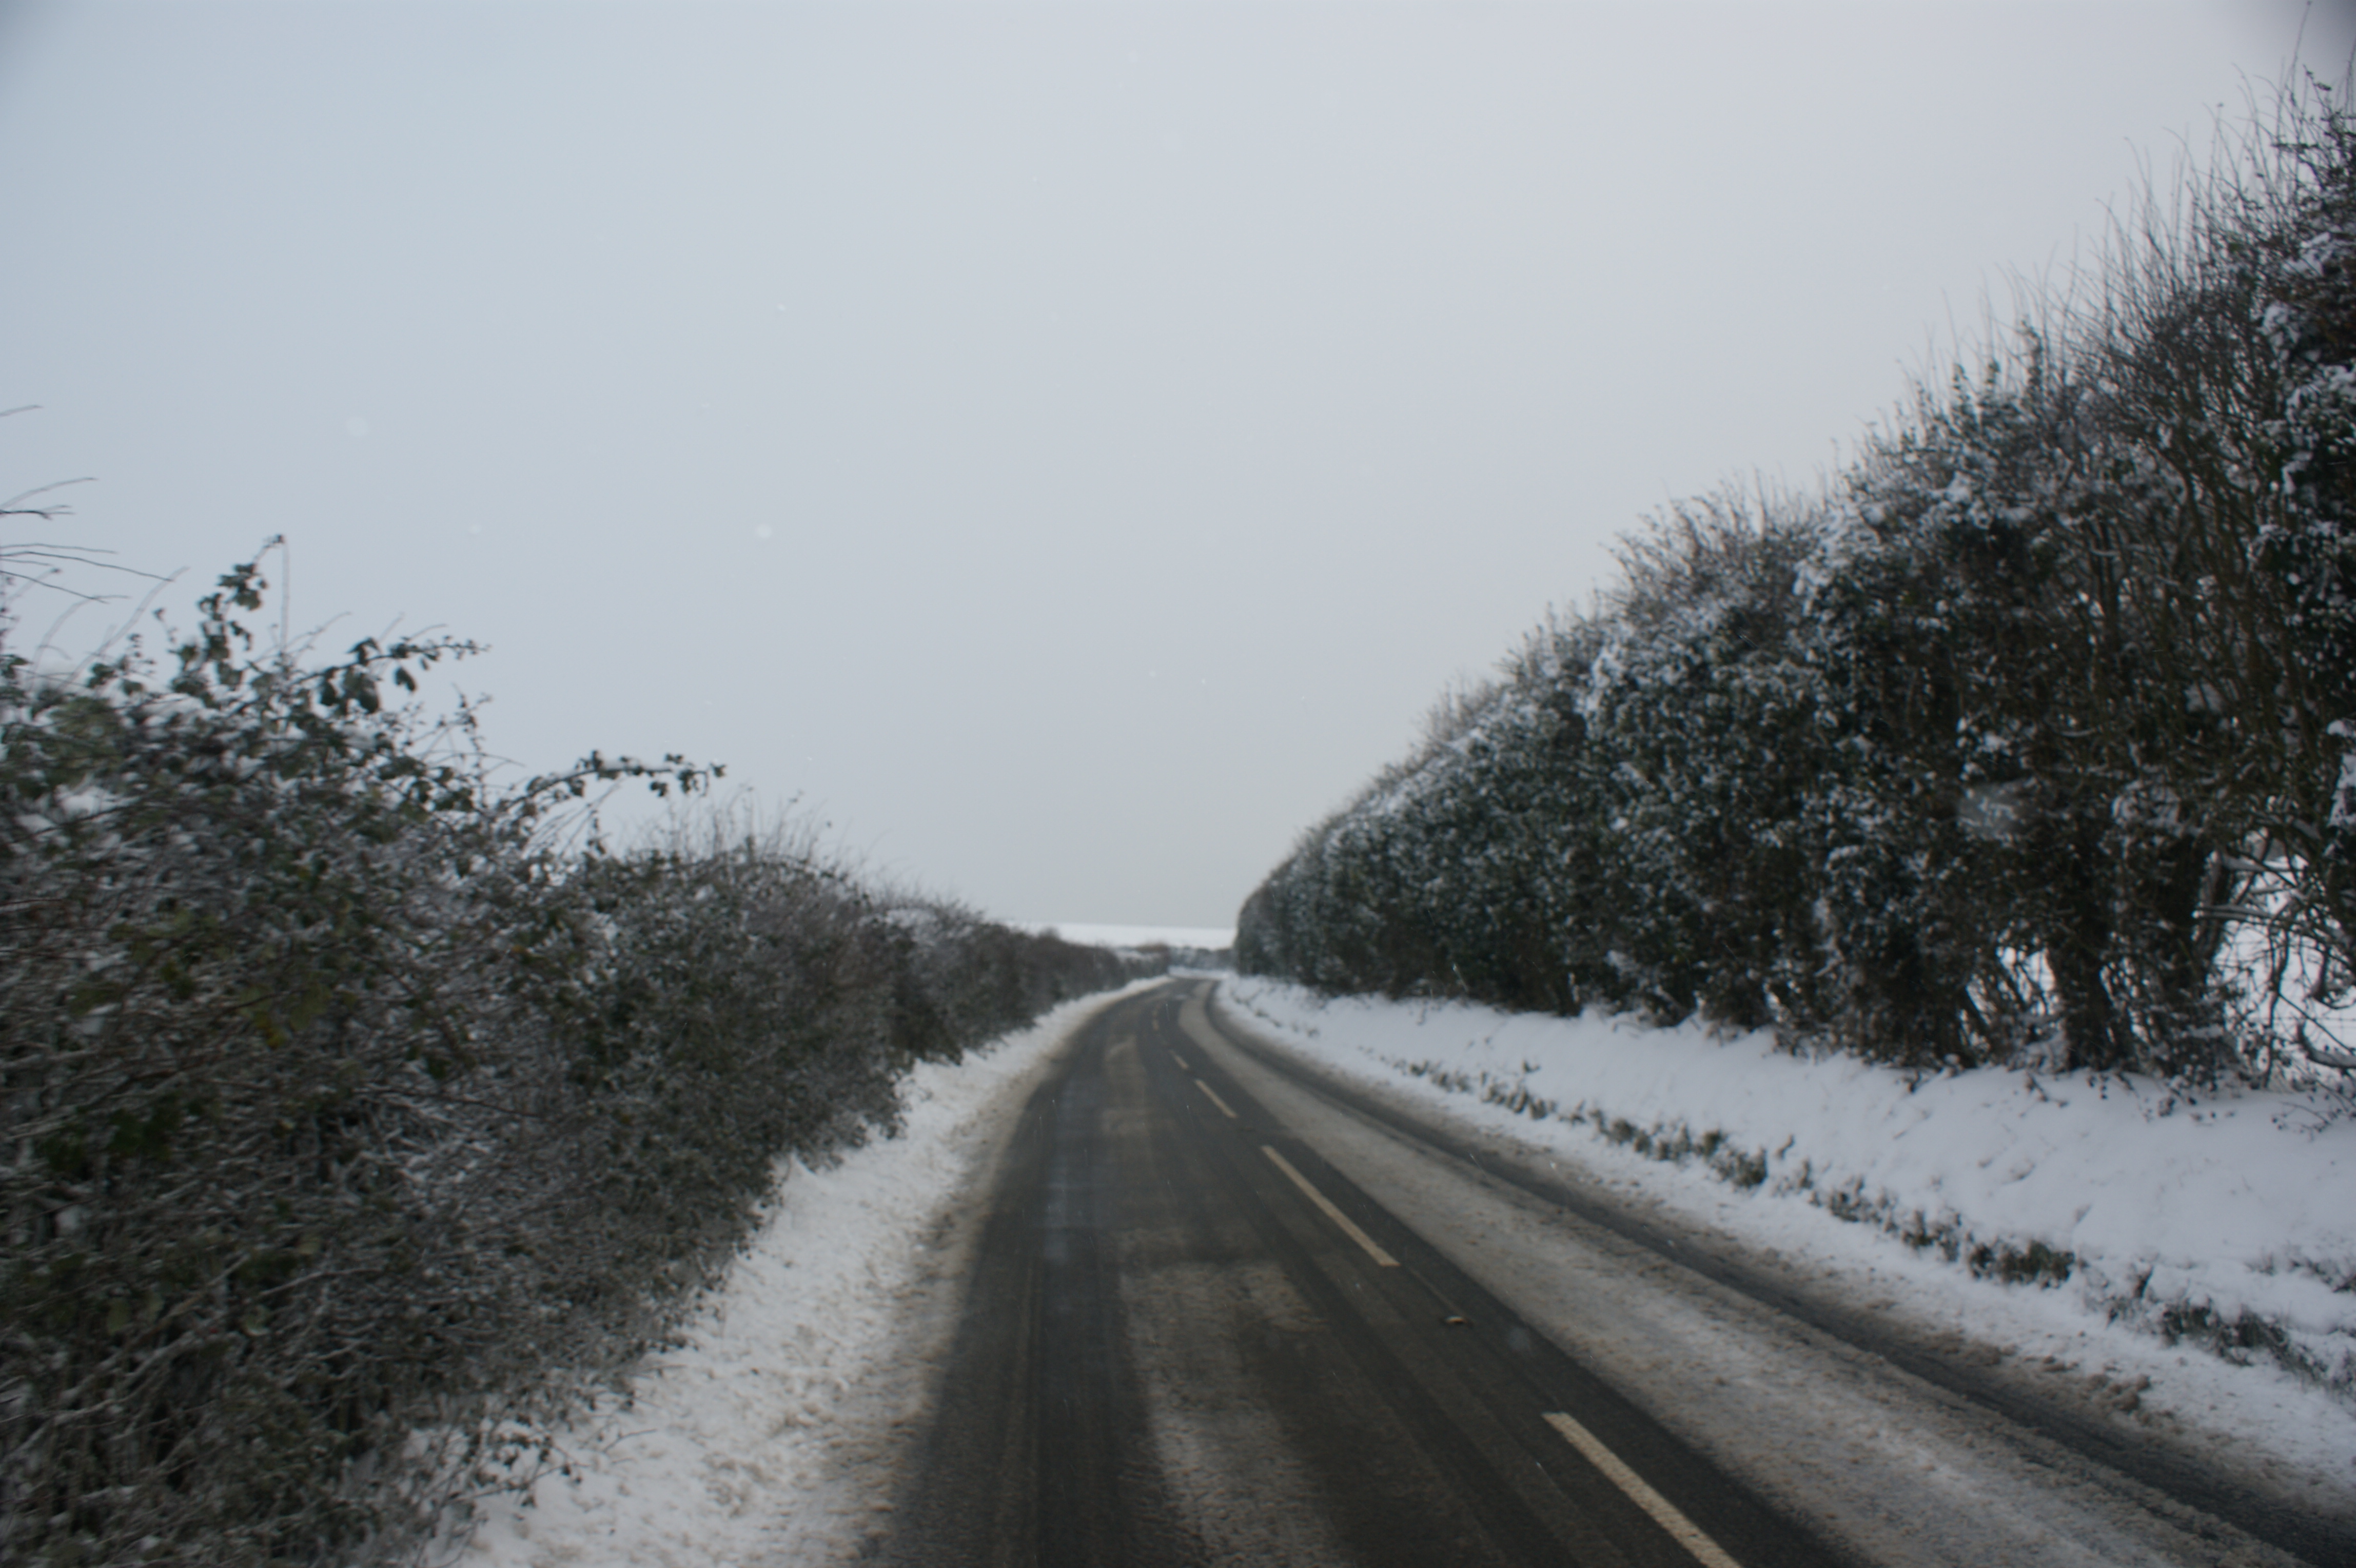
left=0, top=0, right=2343, bottom=929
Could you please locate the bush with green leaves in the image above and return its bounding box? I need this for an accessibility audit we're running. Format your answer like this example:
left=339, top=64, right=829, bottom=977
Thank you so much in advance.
left=0, top=559, right=1152, bottom=1566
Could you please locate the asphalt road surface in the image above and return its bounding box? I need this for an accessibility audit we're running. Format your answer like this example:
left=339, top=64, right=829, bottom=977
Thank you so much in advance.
left=882, top=982, right=1834, bottom=1567
left=879, top=981, right=2345, bottom=1566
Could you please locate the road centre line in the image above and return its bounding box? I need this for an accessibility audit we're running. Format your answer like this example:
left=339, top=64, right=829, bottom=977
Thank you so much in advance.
left=1170, top=1052, right=1189, bottom=1071
left=1194, top=1078, right=1239, bottom=1120
left=1261, top=1145, right=1399, bottom=1267
left=1542, top=1410, right=1742, bottom=1568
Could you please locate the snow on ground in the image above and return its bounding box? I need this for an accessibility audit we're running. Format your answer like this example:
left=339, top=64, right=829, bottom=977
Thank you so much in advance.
left=1035, top=921, right=1234, bottom=951
left=1215, top=975, right=2356, bottom=1493
left=440, top=981, right=1155, bottom=1568
left=433, top=970, right=2354, bottom=1566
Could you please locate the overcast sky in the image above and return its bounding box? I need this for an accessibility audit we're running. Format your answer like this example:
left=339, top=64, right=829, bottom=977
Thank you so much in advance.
left=0, top=0, right=2345, bottom=932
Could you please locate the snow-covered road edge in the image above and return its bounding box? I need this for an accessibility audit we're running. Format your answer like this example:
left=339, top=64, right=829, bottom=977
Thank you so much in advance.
left=1214, top=976, right=2356, bottom=1498
left=437, top=979, right=1154, bottom=1568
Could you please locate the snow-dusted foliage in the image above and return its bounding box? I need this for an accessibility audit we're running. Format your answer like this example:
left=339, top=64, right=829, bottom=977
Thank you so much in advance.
left=0, top=562, right=1151, bottom=1567
left=1240, top=81, right=2356, bottom=1092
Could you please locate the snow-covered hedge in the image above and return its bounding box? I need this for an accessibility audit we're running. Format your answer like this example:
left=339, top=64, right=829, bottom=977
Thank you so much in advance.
left=1240, top=83, right=2356, bottom=1089
left=0, top=560, right=1153, bottom=1567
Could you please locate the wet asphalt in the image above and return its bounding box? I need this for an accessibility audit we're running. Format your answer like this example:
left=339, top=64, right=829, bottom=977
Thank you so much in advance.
left=878, top=981, right=1838, bottom=1568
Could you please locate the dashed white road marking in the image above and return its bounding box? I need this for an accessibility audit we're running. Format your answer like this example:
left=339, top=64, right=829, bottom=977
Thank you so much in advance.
left=1261, top=1146, right=1399, bottom=1267
left=1194, top=1078, right=1238, bottom=1119
left=1542, top=1410, right=1742, bottom=1568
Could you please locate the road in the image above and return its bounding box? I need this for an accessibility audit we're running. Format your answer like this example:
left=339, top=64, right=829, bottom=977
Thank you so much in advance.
left=878, top=980, right=2340, bottom=1566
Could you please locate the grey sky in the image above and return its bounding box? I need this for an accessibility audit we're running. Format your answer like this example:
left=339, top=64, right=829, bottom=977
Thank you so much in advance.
left=1, top=1, right=2343, bottom=930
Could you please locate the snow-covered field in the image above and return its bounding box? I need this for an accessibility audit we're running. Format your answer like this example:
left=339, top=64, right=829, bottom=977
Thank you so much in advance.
left=1215, top=976, right=2356, bottom=1496
left=1035, top=921, right=1235, bottom=952
left=439, top=981, right=1157, bottom=1568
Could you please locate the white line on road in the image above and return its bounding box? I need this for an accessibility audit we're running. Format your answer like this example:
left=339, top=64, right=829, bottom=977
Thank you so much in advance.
left=1542, top=1410, right=1742, bottom=1568
left=1194, top=1079, right=1238, bottom=1120
left=1261, top=1146, right=1399, bottom=1267
left=1170, top=1053, right=1189, bottom=1072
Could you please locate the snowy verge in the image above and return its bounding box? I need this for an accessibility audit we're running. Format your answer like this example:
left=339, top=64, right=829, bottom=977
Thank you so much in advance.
left=1215, top=977, right=2356, bottom=1478
left=434, top=981, right=1153, bottom=1568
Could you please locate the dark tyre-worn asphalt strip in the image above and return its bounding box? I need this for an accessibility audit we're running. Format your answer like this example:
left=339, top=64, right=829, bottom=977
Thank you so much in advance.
left=882, top=983, right=1841, bottom=1567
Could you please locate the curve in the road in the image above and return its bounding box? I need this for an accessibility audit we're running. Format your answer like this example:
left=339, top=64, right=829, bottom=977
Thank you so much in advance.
left=883, top=982, right=1843, bottom=1567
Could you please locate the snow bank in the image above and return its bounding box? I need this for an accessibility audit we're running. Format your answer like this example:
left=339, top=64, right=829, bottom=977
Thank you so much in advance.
left=1216, top=978, right=2356, bottom=1403
left=440, top=983, right=1147, bottom=1568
